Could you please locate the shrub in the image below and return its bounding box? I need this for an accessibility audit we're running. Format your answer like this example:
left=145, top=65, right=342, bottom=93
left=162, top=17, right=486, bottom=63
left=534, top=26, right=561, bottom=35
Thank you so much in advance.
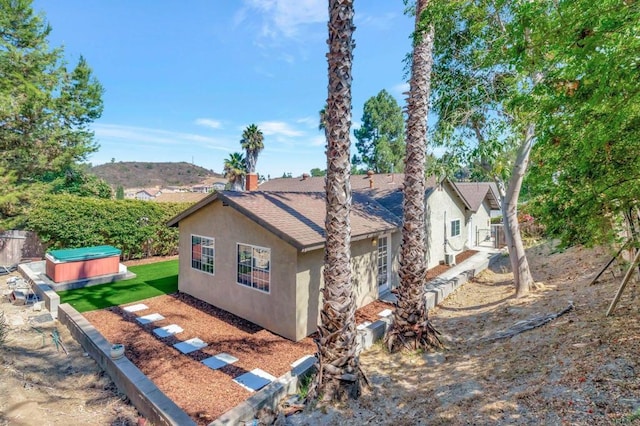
left=27, top=194, right=189, bottom=260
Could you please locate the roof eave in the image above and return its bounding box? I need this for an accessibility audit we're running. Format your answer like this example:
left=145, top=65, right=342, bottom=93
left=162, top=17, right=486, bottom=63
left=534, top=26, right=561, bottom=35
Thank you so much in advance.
left=166, top=191, right=220, bottom=227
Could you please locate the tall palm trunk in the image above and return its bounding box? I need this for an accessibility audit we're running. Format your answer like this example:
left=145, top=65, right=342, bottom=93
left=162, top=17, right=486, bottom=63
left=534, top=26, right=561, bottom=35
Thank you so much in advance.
left=386, top=0, right=441, bottom=352
left=309, top=0, right=365, bottom=402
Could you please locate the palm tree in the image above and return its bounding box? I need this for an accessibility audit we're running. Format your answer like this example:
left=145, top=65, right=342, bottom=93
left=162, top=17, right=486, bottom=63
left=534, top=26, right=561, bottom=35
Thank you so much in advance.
left=240, top=124, right=264, bottom=174
left=223, top=152, right=246, bottom=192
left=308, top=0, right=365, bottom=402
left=385, top=0, right=441, bottom=352
left=318, top=105, right=327, bottom=132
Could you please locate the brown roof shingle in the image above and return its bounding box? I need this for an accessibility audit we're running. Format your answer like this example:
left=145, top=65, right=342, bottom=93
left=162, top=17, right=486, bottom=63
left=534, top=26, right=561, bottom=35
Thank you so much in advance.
left=453, top=182, right=501, bottom=212
left=168, top=191, right=400, bottom=252
left=259, top=173, right=406, bottom=192
left=152, top=192, right=209, bottom=203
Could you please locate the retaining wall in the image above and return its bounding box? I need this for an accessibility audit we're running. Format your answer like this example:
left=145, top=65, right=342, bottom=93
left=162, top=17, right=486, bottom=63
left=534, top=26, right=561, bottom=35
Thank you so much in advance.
left=58, top=303, right=195, bottom=426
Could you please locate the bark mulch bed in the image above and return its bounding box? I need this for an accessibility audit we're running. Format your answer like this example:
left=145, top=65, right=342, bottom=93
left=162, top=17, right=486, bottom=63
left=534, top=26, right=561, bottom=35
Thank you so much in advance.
left=83, top=293, right=317, bottom=424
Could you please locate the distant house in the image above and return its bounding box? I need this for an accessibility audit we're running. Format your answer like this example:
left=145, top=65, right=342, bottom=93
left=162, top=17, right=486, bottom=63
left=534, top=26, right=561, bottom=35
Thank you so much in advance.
left=152, top=192, right=208, bottom=204
left=452, top=182, right=501, bottom=247
left=191, top=176, right=227, bottom=193
left=134, top=188, right=162, bottom=201
left=168, top=190, right=401, bottom=341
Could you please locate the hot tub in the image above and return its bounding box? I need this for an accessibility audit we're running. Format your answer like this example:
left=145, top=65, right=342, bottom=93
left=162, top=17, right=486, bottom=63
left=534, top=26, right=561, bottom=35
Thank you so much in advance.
left=45, top=245, right=121, bottom=283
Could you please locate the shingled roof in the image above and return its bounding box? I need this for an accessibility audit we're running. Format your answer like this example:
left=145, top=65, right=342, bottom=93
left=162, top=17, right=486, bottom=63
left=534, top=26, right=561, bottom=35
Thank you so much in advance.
left=152, top=192, right=208, bottom=203
left=167, top=191, right=400, bottom=252
left=259, top=172, right=406, bottom=192
left=453, top=182, right=501, bottom=212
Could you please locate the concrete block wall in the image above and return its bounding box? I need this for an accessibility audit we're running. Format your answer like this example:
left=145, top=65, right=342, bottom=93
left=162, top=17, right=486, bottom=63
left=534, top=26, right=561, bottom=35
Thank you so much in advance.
left=58, top=303, right=195, bottom=426
left=19, top=262, right=60, bottom=318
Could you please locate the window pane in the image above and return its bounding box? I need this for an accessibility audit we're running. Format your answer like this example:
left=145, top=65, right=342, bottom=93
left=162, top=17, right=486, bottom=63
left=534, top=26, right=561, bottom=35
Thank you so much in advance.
left=191, top=235, right=214, bottom=275
left=236, top=244, right=270, bottom=293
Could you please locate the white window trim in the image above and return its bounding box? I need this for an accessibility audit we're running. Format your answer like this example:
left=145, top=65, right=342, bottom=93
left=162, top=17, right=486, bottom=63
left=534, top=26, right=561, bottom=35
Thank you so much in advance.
left=236, top=242, right=271, bottom=294
left=377, top=234, right=391, bottom=291
left=450, top=219, right=461, bottom=238
left=191, top=234, right=215, bottom=276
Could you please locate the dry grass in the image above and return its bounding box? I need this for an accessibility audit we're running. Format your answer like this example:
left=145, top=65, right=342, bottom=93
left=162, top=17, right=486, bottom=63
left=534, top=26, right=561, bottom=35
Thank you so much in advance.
left=288, top=242, right=640, bottom=425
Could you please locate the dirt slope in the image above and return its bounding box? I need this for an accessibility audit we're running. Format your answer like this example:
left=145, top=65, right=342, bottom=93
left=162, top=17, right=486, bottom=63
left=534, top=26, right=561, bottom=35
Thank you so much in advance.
left=288, top=243, right=640, bottom=425
left=0, top=282, right=139, bottom=426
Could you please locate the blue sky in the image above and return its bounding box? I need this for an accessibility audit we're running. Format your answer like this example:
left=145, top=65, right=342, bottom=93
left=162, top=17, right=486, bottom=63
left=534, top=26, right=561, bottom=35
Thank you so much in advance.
left=34, top=1, right=416, bottom=179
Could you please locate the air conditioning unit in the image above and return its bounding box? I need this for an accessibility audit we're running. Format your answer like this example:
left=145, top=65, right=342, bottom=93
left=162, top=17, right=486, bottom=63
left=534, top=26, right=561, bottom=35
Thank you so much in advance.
left=444, top=253, right=456, bottom=266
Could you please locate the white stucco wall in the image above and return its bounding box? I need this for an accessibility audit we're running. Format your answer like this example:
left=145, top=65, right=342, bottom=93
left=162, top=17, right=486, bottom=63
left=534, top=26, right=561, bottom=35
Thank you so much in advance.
left=425, top=183, right=469, bottom=268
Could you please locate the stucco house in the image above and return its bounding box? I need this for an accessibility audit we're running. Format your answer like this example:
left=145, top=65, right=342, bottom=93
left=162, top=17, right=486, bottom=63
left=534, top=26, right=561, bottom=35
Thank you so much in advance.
left=452, top=182, right=501, bottom=247
left=167, top=190, right=401, bottom=341
left=260, top=173, right=501, bottom=268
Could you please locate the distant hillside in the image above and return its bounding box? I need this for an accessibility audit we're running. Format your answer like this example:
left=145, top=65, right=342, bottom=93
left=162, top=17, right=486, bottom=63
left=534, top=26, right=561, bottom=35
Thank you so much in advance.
left=90, top=161, right=224, bottom=188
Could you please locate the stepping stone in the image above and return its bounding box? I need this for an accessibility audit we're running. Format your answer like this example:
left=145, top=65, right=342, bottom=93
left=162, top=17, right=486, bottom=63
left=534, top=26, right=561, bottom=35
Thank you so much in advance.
left=291, top=354, right=314, bottom=368
left=356, top=321, right=372, bottom=330
left=201, top=353, right=239, bottom=370
left=233, top=368, right=276, bottom=392
left=378, top=308, right=393, bottom=318
left=136, top=313, right=165, bottom=325
left=173, top=337, right=207, bottom=354
left=153, top=324, right=184, bottom=338
left=123, top=303, right=149, bottom=313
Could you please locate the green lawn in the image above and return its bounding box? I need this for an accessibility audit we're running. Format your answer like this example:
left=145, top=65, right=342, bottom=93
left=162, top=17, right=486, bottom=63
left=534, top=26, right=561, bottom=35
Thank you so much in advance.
left=58, top=260, right=178, bottom=312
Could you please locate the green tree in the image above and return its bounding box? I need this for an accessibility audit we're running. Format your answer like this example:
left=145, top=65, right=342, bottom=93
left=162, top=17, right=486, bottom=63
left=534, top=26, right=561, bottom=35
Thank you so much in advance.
left=310, top=0, right=365, bottom=402
left=240, top=124, right=264, bottom=174
left=354, top=89, right=405, bottom=173
left=527, top=0, right=640, bottom=248
left=47, top=166, right=112, bottom=199
left=310, top=168, right=326, bottom=177
left=0, top=0, right=103, bottom=227
left=115, top=185, right=125, bottom=200
left=428, top=0, right=543, bottom=297
left=318, top=105, right=327, bottom=132
left=386, top=0, right=441, bottom=353
left=223, top=152, right=246, bottom=191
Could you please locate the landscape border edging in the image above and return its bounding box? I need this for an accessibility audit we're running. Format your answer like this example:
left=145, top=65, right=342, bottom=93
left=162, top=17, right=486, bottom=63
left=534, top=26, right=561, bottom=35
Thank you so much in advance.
left=210, top=355, right=317, bottom=426
left=57, top=303, right=195, bottom=426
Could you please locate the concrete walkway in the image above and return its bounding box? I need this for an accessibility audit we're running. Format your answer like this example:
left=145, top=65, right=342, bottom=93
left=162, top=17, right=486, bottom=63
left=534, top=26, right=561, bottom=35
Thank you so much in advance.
left=380, top=246, right=502, bottom=309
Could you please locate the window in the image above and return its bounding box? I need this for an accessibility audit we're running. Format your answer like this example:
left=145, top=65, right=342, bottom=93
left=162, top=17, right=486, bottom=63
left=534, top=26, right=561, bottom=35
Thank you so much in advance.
left=237, top=243, right=270, bottom=293
left=450, top=219, right=461, bottom=237
left=377, top=236, right=389, bottom=288
left=191, top=235, right=215, bottom=275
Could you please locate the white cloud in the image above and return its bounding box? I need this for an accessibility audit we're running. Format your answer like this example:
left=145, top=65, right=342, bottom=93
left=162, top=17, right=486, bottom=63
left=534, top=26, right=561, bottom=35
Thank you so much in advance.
left=257, top=121, right=305, bottom=137
left=356, top=12, right=399, bottom=31
left=194, top=118, right=223, bottom=129
left=296, top=116, right=319, bottom=128
left=309, top=135, right=326, bottom=146
left=93, top=123, right=234, bottom=152
left=392, top=82, right=410, bottom=97
left=238, top=0, right=326, bottom=39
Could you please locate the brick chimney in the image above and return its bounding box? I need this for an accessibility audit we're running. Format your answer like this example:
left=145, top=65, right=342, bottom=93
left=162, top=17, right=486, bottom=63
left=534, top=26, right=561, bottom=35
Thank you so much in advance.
left=302, top=173, right=310, bottom=181
left=246, top=173, right=259, bottom=191
left=367, top=170, right=374, bottom=189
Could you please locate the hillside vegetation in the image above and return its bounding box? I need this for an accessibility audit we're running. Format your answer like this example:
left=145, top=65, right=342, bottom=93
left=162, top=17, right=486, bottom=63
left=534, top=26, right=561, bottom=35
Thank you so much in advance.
left=90, top=161, right=223, bottom=188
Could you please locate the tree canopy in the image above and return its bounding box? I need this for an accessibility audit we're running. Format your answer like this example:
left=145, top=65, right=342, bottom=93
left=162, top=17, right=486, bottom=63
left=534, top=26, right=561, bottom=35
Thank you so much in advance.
left=526, top=0, right=640, bottom=247
left=0, top=0, right=104, bottom=228
left=354, top=89, right=405, bottom=173
left=240, top=124, right=264, bottom=174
